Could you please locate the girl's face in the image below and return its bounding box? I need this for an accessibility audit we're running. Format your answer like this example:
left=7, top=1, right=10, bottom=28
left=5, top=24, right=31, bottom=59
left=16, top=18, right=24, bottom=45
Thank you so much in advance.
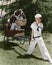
left=35, top=17, right=42, bottom=24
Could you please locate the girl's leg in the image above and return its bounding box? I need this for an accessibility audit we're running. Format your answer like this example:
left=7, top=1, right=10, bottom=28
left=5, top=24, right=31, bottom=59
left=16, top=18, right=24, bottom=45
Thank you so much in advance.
left=38, top=37, right=52, bottom=63
left=27, top=40, right=37, bottom=55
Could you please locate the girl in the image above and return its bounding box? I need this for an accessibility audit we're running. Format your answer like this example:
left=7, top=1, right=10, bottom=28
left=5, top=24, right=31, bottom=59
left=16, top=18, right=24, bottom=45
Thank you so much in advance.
left=27, top=14, right=52, bottom=63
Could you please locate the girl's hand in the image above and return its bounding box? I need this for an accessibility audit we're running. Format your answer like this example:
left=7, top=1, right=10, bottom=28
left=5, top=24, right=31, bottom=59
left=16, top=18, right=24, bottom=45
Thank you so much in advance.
left=30, top=39, right=34, bottom=44
left=31, top=38, right=34, bottom=42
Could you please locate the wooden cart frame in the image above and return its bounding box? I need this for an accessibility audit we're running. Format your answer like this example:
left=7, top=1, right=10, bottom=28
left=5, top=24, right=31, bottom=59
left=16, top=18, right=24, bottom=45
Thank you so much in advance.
left=4, top=24, right=30, bottom=45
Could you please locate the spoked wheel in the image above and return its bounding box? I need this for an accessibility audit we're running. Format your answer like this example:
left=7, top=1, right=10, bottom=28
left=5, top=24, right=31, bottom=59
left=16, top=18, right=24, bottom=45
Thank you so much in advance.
left=14, top=36, right=26, bottom=45
left=19, top=39, right=25, bottom=45
left=4, top=36, right=9, bottom=45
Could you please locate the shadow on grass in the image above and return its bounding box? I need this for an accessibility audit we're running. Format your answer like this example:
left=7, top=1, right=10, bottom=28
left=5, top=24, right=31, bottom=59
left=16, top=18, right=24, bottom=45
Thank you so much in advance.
left=46, top=41, right=52, bottom=44
left=0, top=41, right=27, bottom=52
left=0, top=41, right=27, bottom=56
left=13, top=49, right=22, bottom=56
left=0, top=41, right=18, bottom=50
left=17, top=54, right=48, bottom=62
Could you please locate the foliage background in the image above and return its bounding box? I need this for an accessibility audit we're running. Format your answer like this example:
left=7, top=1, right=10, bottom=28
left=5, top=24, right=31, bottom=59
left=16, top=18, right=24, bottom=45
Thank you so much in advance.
left=0, top=0, right=52, bottom=34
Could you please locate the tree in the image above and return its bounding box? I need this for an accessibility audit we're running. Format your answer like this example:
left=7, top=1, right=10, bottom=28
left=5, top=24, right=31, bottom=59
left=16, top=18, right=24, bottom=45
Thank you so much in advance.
left=0, top=0, right=52, bottom=33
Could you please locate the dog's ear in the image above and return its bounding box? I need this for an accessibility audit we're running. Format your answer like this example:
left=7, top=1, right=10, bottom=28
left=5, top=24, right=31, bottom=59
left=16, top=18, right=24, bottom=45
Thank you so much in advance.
left=10, top=15, right=17, bottom=23
left=14, top=9, right=21, bottom=16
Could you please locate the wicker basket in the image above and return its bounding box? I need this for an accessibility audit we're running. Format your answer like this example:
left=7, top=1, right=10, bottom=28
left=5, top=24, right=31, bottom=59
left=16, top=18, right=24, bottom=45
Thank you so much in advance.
left=16, top=19, right=27, bottom=26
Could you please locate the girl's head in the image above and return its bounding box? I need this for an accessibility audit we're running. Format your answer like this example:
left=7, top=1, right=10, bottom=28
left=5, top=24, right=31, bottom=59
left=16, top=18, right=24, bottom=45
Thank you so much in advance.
left=35, top=14, right=42, bottom=24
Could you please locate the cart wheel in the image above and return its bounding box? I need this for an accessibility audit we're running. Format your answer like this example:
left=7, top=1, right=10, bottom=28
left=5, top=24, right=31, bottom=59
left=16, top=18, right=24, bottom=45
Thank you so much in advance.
left=4, top=36, right=9, bottom=45
left=20, top=40, right=25, bottom=45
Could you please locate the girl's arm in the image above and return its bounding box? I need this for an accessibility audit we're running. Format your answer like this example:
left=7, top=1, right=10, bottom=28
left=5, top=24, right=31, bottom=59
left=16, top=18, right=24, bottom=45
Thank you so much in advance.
left=31, top=29, right=34, bottom=41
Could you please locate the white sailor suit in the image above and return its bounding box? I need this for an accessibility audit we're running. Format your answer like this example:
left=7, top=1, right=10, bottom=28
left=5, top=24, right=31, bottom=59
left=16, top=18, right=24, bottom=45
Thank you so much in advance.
left=27, top=22, right=52, bottom=62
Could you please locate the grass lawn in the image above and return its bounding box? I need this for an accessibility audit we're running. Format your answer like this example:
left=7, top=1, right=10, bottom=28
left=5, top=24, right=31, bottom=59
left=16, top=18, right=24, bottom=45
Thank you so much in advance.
left=0, top=33, right=52, bottom=65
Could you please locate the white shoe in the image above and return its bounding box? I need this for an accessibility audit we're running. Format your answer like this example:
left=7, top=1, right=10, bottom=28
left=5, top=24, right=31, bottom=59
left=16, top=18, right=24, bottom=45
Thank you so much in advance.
left=44, top=58, right=48, bottom=60
left=49, top=59, right=52, bottom=64
left=43, top=58, right=48, bottom=61
left=44, top=58, right=52, bottom=63
left=26, top=53, right=32, bottom=55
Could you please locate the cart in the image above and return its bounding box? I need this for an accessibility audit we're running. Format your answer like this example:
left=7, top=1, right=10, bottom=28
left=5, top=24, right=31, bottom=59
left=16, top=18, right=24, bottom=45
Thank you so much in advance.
left=4, top=19, right=30, bottom=45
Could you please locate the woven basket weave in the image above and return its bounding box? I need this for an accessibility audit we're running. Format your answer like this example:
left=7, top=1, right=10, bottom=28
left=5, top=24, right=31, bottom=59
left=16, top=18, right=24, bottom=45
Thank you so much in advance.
left=16, top=19, right=27, bottom=26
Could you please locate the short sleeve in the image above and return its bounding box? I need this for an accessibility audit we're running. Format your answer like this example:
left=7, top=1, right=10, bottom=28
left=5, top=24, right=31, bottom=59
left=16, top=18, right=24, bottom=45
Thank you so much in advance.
left=30, top=23, right=34, bottom=30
